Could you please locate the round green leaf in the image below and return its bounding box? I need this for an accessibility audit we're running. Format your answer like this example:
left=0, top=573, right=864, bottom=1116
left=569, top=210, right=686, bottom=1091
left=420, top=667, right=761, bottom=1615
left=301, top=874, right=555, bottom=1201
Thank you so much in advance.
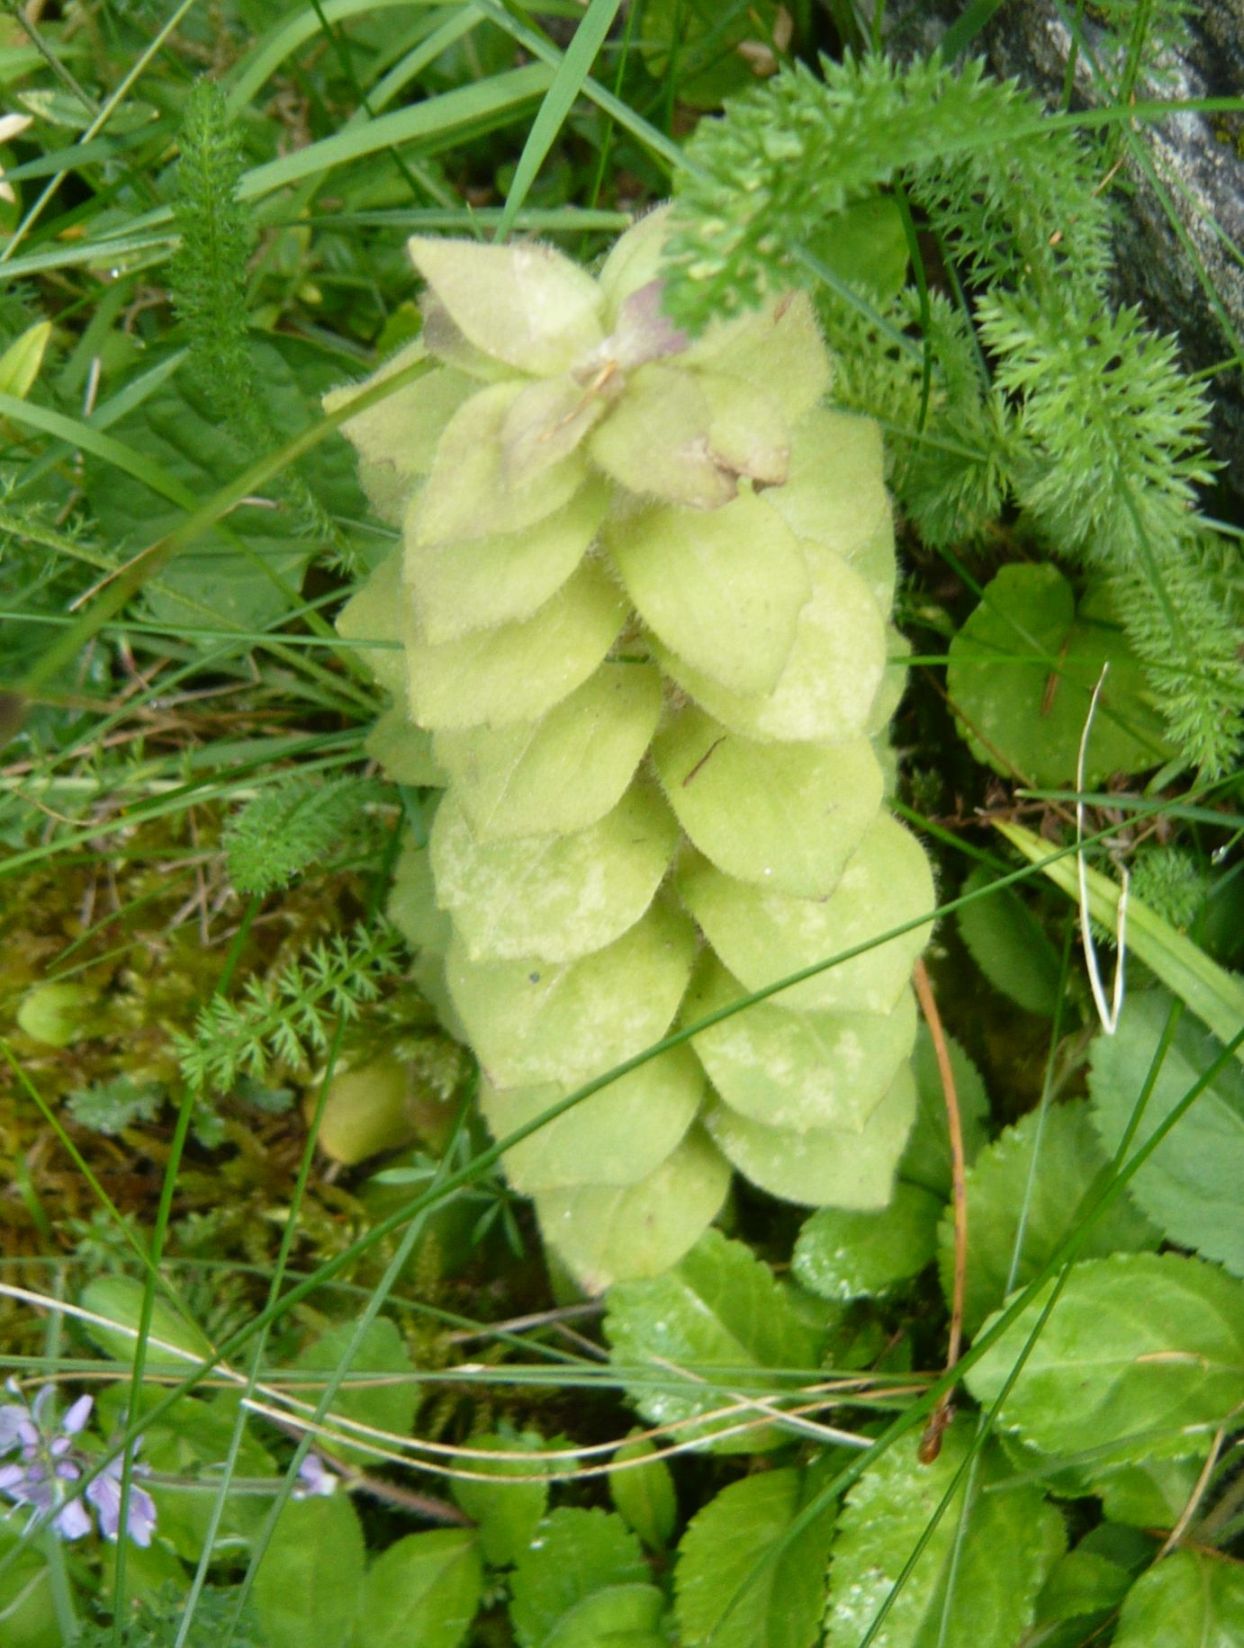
left=606, top=492, right=809, bottom=696
left=793, top=1181, right=941, bottom=1300
left=685, top=957, right=916, bottom=1132
left=703, top=1063, right=917, bottom=1207
left=445, top=901, right=697, bottom=1087
left=653, top=705, right=882, bottom=896
left=434, top=662, right=662, bottom=841
left=1113, top=1548, right=1244, bottom=1647
left=432, top=780, right=678, bottom=963
left=509, top=1508, right=648, bottom=1648
left=336, top=550, right=406, bottom=698
left=678, top=816, right=935, bottom=1014
left=479, top=1046, right=705, bottom=1192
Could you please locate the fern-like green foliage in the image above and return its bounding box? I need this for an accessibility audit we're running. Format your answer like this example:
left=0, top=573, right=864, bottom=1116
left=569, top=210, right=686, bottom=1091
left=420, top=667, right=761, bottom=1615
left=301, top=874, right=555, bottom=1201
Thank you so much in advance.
left=663, top=54, right=1243, bottom=775
left=175, top=923, right=402, bottom=1096
left=223, top=774, right=391, bottom=896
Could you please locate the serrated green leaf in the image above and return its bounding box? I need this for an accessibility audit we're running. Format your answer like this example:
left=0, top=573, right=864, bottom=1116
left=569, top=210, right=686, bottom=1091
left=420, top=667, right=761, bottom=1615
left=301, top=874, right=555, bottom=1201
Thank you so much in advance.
left=449, top=1431, right=549, bottom=1567
left=956, top=864, right=1062, bottom=1016
left=535, top=1126, right=731, bottom=1290
left=686, top=958, right=916, bottom=1132
left=825, top=1432, right=1064, bottom=1648
left=899, top=1024, right=989, bottom=1200
left=253, top=1494, right=365, bottom=1648
left=704, top=1063, right=917, bottom=1208
left=431, top=780, right=677, bottom=963
left=609, top=1435, right=678, bottom=1551
left=1033, top=1544, right=1135, bottom=1631
left=434, top=661, right=662, bottom=841
left=295, top=1316, right=417, bottom=1466
left=653, top=706, right=882, bottom=897
left=351, top=1530, right=481, bottom=1648
left=679, top=816, right=934, bottom=1015
left=604, top=1228, right=826, bottom=1450
left=1093, top=1456, right=1203, bottom=1528
left=406, top=481, right=606, bottom=643
left=794, top=1181, right=941, bottom=1301
left=80, top=1275, right=214, bottom=1367
left=606, top=492, right=807, bottom=696
left=1089, top=991, right=1244, bottom=1277
left=1113, top=1549, right=1244, bottom=1647
left=446, top=900, right=696, bottom=1087
left=965, top=1254, right=1244, bottom=1468
left=589, top=362, right=734, bottom=508
left=658, top=538, right=887, bottom=744
left=939, top=1100, right=1160, bottom=1336
left=675, top=1468, right=837, bottom=1648
left=480, top=1046, right=704, bottom=1193
left=509, top=1507, right=647, bottom=1648
left=947, top=566, right=1170, bottom=785
left=543, top=1583, right=667, bottom=1648
left=405, top=559, right=624, bottom=731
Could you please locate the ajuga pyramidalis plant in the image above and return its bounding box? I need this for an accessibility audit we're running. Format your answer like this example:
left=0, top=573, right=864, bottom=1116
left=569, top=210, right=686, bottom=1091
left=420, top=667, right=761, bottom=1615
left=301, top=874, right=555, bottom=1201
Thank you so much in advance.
left=331, top=210, right=933, bottom=1289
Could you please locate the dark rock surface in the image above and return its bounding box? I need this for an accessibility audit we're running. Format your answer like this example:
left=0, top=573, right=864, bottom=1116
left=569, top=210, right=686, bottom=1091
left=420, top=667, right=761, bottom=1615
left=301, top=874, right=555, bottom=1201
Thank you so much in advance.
left=886, top=1, right=1244, bottom=496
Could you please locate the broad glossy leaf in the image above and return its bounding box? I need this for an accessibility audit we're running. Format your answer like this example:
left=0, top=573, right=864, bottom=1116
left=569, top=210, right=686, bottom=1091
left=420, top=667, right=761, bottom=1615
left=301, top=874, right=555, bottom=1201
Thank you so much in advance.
left=434, top=662, right=662, bottom=841
left=544, top=1585, right=668, bottom=1648
left=1089, top=991, right=1244, bottom=1277
left=606, top=493, right=809, bottom=696
left=449, top=1431, right=549, bottom=1567
left=956, top=864, right=1062, bottom=1016
left=899, top=1024, right=989, bottom=1200
left=409, top=237, right=605, bottom=376
left=675, top=1468, right=836, bottom=1648
left=939, top=1099, right=1159, bottom=1336
left=446, top=901, right=696, bottom=1087
left=296, top=1316, right=418, bottom=1466
left=966, top=1253, right=1244, bottom=1465
left=947, top=566, right=1170, bottom=785
left=825, top=1432, right=1064, bottom=1648
left=407, top=482, right=606, bottom=643
left=509, top=1508, right=648, bottom=1648
left=609, top=1435, right=678, bottom=1550
left=536, top=1127, right=731, bottom=1290
left=794, top=1181, right=941, bottom=1300
left=336, top=550, right=407, bottom=699
left=685, top=957, right=916, bottom=1131
left=679, top=816, right=935, bottom=1014
left=653, top=705, right=882, bottom=897
left=414, top=381, right=588, bottom=544
left=589, top=362, right=735, bottom=508
left=432, top=781, right=678, bottom=963
left=352, top=1530, right=481, bottom=1648
left=253, top=1494, right=365, bottom=1648
left=1113, top=1549, right=1244, bottom=1648
left=658, top=538, right=887, bottom=744
left=604, top=1228, right=826, bottom=1450
left=479, top=1046, right=704, bottom=1192
left=704, top=1063, right=916, bottom=1207
left=405, top=560, right=624, bottom=731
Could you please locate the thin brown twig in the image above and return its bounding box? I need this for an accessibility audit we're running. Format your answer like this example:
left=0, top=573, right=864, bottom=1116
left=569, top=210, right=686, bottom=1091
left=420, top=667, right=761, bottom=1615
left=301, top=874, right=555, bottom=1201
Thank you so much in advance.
left=913, top=956, right=967, bottom=1464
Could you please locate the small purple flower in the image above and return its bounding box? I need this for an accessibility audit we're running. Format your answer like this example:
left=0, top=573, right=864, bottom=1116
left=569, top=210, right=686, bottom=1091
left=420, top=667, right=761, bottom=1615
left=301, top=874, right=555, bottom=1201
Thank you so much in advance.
left=85, top=1449, right=157, bottom=1547
left=292, top=1453, right=337, bottom=1499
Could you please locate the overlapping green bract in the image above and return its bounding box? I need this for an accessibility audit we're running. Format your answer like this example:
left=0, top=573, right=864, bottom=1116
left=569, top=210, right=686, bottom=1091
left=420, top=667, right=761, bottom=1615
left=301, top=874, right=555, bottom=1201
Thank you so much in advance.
left=333, top=210, right=934, bottom=1288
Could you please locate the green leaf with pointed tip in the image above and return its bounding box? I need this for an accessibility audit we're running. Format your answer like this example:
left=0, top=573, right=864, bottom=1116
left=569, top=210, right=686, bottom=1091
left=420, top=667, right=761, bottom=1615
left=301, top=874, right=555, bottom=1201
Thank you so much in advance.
left=683, top=290, right=830, bottom=423
left=1113, top=1549, right=1244, bottom=1648
left=589, top=363, right=735, bottom=508
left=762, top=410, right=895, bottom=610
left=965, top=1254, right=1244, bottom=1466
left=679, top=816, right=935, bottom=1014
left=794, top=1181, right=941, bottom=1300
left=597, top=206, right=673, bottom=318
left=939, top=1099, right=1160, bottom=1336
left=609, top=1436, right=678, bottom=1551
left=446, top=901, right=696, bottom=1087
left=407, top=482, right=606, bottom=644
left=544, top=1585, right=668, bottom=1648
left=1089, top=991, right=1244, bottom=1277
left=80, top=1275, right=214, bottom=1367
left=405, top=560, right=624, bottom=731
left=536, top=1127, right=731, bottom=1291
left=254, top=1494, right=365, bottom=1648
left=500, top=376, right=606, bottom=481
left=607, top=493, right=808, bottom=696
left=434, top=662, right=662, bottom=841
left=432, top=781, right=677, bottom=963
left=604, top=1228, right=826, bottom=1450
left=956, top=863, right=1062, bottom=1016
left=658, top=538, right=887, bottom=744
left=825, top=1432, right=1065, bottom=1648
left=337, top=551, right=407, bottom=699
left=685, top=957, right=916, bottom=1131
left=296, top=1316, right=418, bottom=1466
left=509, top=1508, right=648, bottom=1648
left=449, top=1431, right=549, bottom=1568
left=415, top=381, right=588, bottom=544
left=947, top=566, right=1170, bottom=785
left=704, top=1063, right=917, bottom=1207
left=675, top=1468, right=836, bottom=1648
left=479, top=1046, right=704, bottom=1192
left=899, top=1024, right=989, bottom=1200
left=409, top=237, right=605, bottom=376
left=654, top=706, right=882, bottom=897
left=352, top=1529, right=482, bottom=1648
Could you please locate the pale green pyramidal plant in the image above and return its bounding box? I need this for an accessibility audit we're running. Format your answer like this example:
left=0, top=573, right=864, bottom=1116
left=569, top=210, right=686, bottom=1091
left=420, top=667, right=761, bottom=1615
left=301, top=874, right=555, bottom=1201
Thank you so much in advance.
left=330, top=210, right=933, bottom=1289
